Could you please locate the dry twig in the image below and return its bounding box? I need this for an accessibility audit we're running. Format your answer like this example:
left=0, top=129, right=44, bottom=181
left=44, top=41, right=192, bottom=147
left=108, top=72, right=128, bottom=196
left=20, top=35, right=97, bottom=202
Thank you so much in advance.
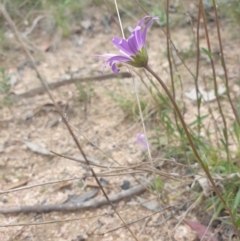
left=0, top=182, right=149, bottom=214
left=13, top=72, right=132, bottom=100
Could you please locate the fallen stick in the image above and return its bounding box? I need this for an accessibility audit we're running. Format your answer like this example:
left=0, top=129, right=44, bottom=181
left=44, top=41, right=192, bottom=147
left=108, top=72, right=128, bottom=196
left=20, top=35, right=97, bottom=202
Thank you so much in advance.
left=13, top=72, right=132, bottom=99
left=0, top=182, right=149, bottom=214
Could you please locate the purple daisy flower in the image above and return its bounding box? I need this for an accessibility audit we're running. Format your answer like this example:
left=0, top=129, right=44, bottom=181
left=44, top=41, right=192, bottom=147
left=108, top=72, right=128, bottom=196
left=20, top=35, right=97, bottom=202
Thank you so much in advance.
left=98, top=16, right=159, bottom=74
left=136, top=133, right=150, bottom=150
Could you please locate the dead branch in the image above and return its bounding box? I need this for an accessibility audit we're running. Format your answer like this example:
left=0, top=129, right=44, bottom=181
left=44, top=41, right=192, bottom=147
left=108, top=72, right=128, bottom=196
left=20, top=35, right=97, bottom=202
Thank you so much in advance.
left=0, top=182, right=149, bottom=214
left=12, top=72, right=132, bottom=100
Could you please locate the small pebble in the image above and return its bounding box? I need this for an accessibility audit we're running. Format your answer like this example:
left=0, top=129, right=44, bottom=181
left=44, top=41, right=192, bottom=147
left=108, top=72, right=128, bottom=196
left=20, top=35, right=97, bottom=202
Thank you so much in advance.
left=121, top=180, right=130, bottom=190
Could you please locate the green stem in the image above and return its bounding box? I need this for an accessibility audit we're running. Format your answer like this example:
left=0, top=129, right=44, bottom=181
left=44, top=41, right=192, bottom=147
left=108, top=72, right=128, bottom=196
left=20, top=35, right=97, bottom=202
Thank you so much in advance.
left=144, top=64, right=239, bottom=236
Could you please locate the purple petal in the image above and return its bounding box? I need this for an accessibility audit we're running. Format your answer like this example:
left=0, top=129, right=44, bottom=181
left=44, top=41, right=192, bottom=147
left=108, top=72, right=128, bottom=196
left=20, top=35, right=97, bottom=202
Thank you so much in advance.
left=136, top=133, right=150, bottom=150
left=137, top=15, right=151, bottom=27
left=107, top=55, right=132, bottom=64
left=111, top=63, right=120, bottom=73
left=98, top=54, right=132, bottom=74
left=97, top=53, right=118, bottom=60
left=127, top=34, right=139, bottom=55
left=133, top=26, right=144, bottom=50
left=141, top=16, right=159, bottom=44
left=112, top=37, right=134, bottom=56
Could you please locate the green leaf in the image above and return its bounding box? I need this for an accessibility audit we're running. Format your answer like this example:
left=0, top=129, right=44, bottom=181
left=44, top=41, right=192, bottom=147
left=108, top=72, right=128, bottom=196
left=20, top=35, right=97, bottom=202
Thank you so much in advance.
left=234, top=188, right=240, bottom=209
left=151, top=177, right=164, bottom=193
left=201, top=47, right=213, bottom=60
left=189, top=114, right=209, bottom=127
left=233, top=121, right=240, bottom=143
left=202, top=155, right=209, bottom=170
left=236, top=217, right=240, bottom=227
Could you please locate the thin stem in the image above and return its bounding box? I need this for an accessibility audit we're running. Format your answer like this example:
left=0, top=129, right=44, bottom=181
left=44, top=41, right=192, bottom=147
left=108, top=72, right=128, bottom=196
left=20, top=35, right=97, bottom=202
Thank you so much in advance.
left=101, top=0, right=121, bottom=32
left=165, top=0, right=181, bottom=134
left=114, top=0, right=125, bottom=39
left=199, top=0, right=230, bottom=164
left=112, top=2, right=147, bottom=240
left=195, top=2, right=201, bottom=137
left=144, top=64, right=240, bottom=237
left=212, top=0, right=240, bottom=127
left=165, top=0, right=175, bottom=100
left=133, top=0, right=149, bottom=15
left=202, top=75, right=221, bottom=148
left=165, top=0, right=188, bottom=162
left=132, top=71, right=153, bottom=166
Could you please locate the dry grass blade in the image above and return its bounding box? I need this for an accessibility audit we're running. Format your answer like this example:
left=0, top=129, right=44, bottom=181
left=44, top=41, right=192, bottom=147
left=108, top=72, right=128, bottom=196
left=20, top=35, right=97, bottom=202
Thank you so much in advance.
left=0, top=177, right=81, bottom=194
left=101, top=206, right=172, bottom=235
left=0, top=214, right=105, bottom=228
left=51, top=150, right=107, bottom=168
